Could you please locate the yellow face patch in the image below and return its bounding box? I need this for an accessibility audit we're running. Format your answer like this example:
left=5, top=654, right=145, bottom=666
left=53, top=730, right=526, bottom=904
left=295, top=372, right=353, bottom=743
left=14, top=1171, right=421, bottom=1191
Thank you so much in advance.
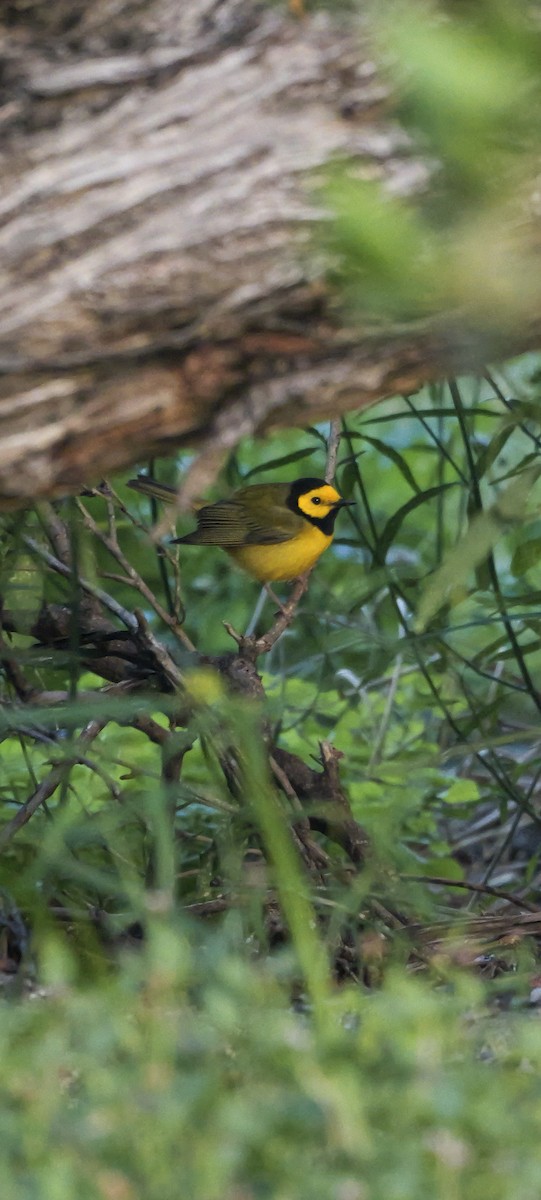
left=296, top=485, right=343, bottom=518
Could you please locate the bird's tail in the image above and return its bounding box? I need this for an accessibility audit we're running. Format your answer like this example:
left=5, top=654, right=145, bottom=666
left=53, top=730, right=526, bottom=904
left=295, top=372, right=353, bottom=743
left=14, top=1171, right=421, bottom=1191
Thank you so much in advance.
left=127, top=475, right=178, bottom=504
left=170, top=532, right=199, bottom=544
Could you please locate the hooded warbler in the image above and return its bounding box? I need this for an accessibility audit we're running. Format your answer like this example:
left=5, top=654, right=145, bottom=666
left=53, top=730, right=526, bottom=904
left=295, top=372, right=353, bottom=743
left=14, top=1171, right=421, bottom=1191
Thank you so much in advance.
left=127, top=475, right=353, bottom=582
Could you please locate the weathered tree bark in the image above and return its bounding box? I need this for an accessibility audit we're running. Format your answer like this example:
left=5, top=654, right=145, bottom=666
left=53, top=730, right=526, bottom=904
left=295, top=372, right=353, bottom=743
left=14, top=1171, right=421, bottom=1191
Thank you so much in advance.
left=0, top=0, right=537, bottom=505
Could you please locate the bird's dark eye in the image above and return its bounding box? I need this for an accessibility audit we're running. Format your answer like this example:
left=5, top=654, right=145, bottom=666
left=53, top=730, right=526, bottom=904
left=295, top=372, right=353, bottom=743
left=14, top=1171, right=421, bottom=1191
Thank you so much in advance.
left=312, top=497, right=321, bottom=506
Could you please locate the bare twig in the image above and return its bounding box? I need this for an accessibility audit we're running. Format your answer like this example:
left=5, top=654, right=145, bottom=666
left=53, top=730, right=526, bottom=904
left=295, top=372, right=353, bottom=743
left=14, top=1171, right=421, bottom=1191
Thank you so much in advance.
left=405, top=874, right=540, bottom=914
left=36, top=502, right=73, bottom=565
left=368, top=652, right=403, bottom=771
left=76, top=498, right=194, bottom=650
left=269, top=754, right=306, bottom=815
left=0, top=716, right=107, bottom=847
left=0, top=766, right=65, bottom=845
left=129, top=713, right=170, bottom=745
left=181, top=897, right=230, bottom=916
left=325, top=419, right=342, bottom=483
left=74, top=754, right=121, bottom=799
left=0, top=630, right=35, bottom=702
left=271, top=742, right=369, bottom=866
left=21, top=535, right=186, bottom=690
left=107, top=479, right=185, bottom=625
left=133, top=611, right=184, bottom=691
left=22, top=535, right=138, bottom=633
left=270, top=753, right=331, bottom=875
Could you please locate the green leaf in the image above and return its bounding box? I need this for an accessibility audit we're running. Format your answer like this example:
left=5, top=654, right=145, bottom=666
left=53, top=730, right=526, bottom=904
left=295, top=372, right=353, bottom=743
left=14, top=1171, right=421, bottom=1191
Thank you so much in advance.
left=357, top=434, right=421, bottom=494
left=474, top=425, right=515, bottom=481
left=511, top=537, right=541, bottom=577
left=304, top=426, right=329, bottom=446
left=244, top=448, right=318, bottom=479
left=422, top=857, right=465, bottom=881
left=378, top=483, right=457, bottom=560
left=491, top=451, right=541, bottom=485
left=443, top=779, right=480, bottom=805
left=416, top=468, right=541, bottom=630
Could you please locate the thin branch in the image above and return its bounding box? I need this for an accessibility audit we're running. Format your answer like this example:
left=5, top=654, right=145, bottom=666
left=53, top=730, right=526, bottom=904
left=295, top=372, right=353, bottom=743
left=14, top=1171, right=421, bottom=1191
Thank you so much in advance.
left=0, top=765, right=65, bottom=844
left=36, top=502, right=73, bottom=565
left=133, top=610, right=184, bottom=691
left=368, top=652, right=403, bottom=771
left=405, top=874, right=540, bottom=914
left=22, top=535, right=138, bottom=633
left=141, top=464, right=182, bottom=621
left=129, top=713, right=170, bottom=745
left=270, top=754, right=330, bottom=866
left=22, top=535, right=186, bottom=690
left=0, top=630, right=36, bottom=702
left=325, top=418, right=342, bottom=483
left=269, top=753, right=306, bottom=815
left=181, top=898, right=230, bottom=916
left=0, top=716, right=107, bottom=846
left=76, top=497, right=193, bottom=650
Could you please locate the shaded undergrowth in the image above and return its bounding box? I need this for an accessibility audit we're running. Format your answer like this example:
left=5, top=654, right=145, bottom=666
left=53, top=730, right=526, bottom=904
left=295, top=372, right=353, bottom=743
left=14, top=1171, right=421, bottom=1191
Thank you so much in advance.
left=2, top=364, right=541, bottom=977
left=4, top=363, right=541, bottom=1197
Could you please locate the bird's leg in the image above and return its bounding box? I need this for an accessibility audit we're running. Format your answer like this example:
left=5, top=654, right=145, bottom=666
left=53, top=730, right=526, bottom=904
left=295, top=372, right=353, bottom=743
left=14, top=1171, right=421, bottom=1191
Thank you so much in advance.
left=225, top=572, right=312, bottom=657
left=267, top=574, right=312, bottom=615
left=265, top=583, right=288, bottom=614
left=231, top=584, right=288, bottom=645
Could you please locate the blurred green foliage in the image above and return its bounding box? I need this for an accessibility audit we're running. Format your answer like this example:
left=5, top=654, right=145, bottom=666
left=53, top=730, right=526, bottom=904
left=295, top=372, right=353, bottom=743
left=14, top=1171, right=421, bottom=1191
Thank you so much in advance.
left=3, top=929, right=541, bottom=1200
left=325, top=0, right=541, bottom=329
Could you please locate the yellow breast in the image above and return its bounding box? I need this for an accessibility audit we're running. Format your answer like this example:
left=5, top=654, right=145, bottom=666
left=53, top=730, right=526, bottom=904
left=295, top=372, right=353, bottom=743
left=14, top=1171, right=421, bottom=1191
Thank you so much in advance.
left=227, top=524, right=333, bottom=583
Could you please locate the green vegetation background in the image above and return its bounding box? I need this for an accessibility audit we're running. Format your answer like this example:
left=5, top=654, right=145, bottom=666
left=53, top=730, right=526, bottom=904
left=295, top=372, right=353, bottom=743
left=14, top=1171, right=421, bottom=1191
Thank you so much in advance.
left=3, top=1, right=541, bottom=1197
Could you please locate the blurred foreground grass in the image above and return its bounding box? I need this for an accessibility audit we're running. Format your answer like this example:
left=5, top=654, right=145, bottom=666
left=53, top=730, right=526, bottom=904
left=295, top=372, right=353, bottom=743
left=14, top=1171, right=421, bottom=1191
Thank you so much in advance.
left=3, top=922, right=541, bottom=1200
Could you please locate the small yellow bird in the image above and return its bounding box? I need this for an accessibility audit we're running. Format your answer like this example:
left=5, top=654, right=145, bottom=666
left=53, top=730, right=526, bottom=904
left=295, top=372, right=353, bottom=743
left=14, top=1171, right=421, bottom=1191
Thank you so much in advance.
left=127, top=475, right=353, bottom=582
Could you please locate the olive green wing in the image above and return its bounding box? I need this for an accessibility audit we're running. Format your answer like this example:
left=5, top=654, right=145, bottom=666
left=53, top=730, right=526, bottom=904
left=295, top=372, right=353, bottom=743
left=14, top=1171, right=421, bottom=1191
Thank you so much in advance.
left=175, top=501, right=257, bottom=545
left=240, top=490, right=303, bottom=544
left=176, top=490, right=302, bottom=546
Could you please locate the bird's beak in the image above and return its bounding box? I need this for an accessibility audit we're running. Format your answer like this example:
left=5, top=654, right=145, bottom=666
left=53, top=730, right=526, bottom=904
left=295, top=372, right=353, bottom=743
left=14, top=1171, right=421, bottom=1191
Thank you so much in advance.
left=336, top=499, right=355, bottom=508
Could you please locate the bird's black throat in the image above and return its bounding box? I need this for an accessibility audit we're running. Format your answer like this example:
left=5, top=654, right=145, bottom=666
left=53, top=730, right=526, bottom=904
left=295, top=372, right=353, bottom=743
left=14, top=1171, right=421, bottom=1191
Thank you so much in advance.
left=303, top=506, right=343, bottom=535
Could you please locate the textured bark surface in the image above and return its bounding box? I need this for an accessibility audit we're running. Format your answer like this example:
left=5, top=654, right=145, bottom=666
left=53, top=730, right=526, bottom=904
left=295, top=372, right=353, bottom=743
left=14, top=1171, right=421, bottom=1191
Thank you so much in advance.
left=0, top=0, right=537, bottom=505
